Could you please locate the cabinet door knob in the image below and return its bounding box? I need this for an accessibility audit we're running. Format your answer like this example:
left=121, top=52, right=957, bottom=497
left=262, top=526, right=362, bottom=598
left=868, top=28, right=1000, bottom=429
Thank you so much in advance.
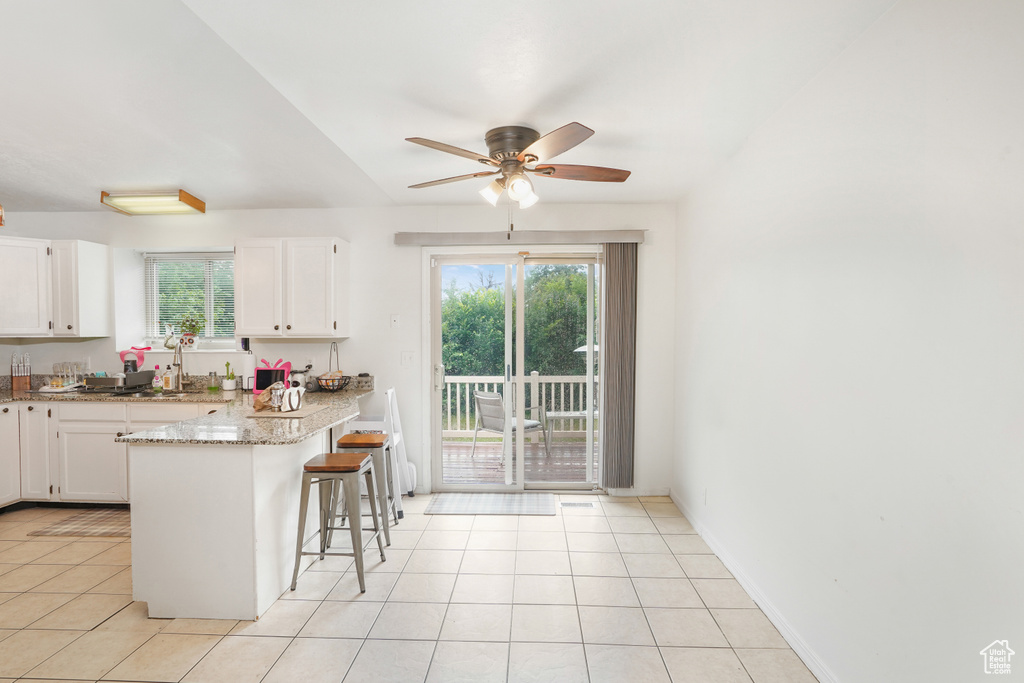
left=116, top=432, right=124, bottom=437
left=27, top=406, right=34, bottom=411
left=208, top=409, right=217, bottom=415
left=2, top=407, right=8, bottom=413
left=67, top=324, right=73, bottom=330
left=286, top=324, right=292, bottom=330
left=274, top=325, right=280, bottom=330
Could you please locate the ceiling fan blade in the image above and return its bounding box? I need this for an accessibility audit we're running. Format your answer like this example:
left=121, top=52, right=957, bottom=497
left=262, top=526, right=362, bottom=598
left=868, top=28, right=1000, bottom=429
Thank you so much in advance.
left=530, top=164, right=631, bottom=182
left=517, top=122, right=594, bottom=163
left=406, top=137, right=496, bottom=165
left=408, top=170, right=499, bottom=189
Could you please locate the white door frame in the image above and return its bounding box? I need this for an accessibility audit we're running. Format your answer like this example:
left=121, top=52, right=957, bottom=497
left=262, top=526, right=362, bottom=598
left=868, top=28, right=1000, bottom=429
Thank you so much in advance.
left=422, top=245, right=601, bottom=493
left=428, top=253, right=522, bottom=492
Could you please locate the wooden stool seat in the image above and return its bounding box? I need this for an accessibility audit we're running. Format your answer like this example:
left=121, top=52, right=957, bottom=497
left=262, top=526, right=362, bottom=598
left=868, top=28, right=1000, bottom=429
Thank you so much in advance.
left=337, top=433, right=389, bottom=449
left=304, top=452, right=371, bottom=473
left=335, top=431, right=399, bottom=547
left=291, top=452, right=384, bottom=594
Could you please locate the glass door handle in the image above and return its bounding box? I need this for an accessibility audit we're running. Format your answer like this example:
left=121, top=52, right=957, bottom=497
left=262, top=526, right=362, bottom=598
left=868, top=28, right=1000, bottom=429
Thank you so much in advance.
left=506, top=364, right=511, bottom=382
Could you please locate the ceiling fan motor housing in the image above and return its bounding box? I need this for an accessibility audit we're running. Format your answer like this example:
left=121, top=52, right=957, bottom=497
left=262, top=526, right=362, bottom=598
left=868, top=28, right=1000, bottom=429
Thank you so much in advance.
left=485, top=126, right=540, bottom=162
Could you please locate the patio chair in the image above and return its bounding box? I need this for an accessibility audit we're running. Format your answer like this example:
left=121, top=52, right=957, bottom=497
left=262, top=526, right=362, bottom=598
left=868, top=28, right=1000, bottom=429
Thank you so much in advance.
left=470, top=391, right=551, bottom=458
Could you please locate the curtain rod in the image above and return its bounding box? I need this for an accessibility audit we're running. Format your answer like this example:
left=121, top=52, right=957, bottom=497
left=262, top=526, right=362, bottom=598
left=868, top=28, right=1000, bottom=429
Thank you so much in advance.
left=393, top=230, right=645, bottom=247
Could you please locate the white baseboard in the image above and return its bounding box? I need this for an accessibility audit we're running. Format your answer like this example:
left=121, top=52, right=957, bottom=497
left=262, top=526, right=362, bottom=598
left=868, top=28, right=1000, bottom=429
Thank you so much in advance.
left=670, top=491, right=840, bottom=683
left=607, top=487, right=671, bottom=497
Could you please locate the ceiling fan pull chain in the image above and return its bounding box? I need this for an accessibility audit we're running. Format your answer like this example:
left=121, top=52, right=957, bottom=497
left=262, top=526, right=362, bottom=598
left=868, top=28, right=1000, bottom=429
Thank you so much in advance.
left=507, top=196, right=514, bottom=240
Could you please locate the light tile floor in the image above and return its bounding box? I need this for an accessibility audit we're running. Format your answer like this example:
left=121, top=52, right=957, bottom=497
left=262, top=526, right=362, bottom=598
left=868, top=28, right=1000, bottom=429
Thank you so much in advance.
left=0, top=495, right=819, bottom=682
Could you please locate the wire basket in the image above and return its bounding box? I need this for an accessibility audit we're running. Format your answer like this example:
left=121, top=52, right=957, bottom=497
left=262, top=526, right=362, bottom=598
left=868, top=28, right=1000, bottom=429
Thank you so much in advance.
left=317, top=341, right=351, bottom=391
left=316, top=374, right=350, bottom=392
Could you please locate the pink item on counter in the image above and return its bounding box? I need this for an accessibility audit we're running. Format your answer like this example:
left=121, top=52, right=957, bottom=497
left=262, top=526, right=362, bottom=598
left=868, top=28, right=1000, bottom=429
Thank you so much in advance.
left=253, top=358, right=292, bottom=394
left=119, top=346, right=152, bottom=369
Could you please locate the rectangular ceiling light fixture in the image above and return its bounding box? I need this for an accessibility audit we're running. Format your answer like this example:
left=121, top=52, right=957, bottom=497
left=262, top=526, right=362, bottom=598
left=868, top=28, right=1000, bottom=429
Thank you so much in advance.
left=100, top=190, right=206, bottom=215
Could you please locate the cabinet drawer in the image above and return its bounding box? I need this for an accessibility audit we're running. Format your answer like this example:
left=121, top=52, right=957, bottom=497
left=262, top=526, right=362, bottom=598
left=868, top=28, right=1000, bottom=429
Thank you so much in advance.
left=59, top=403, right=127, bottom=422
left=129, top=404, right=198, bottom=423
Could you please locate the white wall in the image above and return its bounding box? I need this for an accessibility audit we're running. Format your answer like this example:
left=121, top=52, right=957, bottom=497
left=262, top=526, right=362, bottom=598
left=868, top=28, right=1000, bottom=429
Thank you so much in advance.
left=674, top=1, right=1024, bottom=681
left=4, top=202, right=676, bottom=494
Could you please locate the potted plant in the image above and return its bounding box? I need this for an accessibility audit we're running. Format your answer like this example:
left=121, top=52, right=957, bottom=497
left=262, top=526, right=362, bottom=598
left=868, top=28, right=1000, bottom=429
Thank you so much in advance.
left=222, top=361, right=237, bottom=391
left=177, top=313, right=205, bottom=347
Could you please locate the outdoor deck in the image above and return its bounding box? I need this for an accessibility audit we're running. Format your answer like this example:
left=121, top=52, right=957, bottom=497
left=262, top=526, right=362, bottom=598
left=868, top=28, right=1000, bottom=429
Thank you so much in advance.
left=440, top=439, right=598, bottom=485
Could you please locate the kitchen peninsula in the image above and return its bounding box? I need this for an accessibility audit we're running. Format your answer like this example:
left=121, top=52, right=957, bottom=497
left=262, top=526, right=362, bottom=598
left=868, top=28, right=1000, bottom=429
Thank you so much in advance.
left=116, top=387, right=370, bottom=620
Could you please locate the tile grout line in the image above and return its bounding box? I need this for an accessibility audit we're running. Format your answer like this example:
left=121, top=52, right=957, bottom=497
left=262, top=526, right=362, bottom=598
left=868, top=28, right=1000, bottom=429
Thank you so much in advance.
left=640, top=504, right=677, bottom=681
left=565, top=499, right=593, bottom=682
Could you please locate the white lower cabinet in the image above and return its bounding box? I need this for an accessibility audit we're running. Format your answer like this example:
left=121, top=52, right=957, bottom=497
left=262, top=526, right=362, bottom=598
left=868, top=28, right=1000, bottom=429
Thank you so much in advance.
left=0, top=406, right=21, bottom=506
left=51, top=402, right=227, bottom=504
left=56, top=403, right=127, bottom=503
left=57, top=422, right=128, bottom=502
left=19, top=403, right=54, bottom=501
left=0, top=401, right=227, bottom=507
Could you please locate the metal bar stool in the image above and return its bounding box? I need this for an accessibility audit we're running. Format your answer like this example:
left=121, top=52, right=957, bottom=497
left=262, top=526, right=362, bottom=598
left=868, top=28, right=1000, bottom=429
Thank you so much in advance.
left=335, top=432, right=399, bottom=546
left=290, top=452, right=385, bottom=593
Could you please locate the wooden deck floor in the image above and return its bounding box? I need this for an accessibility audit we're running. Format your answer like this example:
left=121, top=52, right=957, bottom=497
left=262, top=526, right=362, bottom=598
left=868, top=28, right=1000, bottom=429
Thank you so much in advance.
left=441, top=439, right=598, bottom=485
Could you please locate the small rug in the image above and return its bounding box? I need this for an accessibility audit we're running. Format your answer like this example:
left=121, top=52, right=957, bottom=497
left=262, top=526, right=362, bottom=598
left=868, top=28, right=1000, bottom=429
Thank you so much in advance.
left=27, top=508, right=131, bottom=537
left=424, top=492, right=555, bottom=516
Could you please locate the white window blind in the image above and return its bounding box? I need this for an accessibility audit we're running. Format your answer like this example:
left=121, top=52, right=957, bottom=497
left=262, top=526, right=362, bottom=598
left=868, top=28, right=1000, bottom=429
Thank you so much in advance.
left=144, top=252, right=234, bottom=340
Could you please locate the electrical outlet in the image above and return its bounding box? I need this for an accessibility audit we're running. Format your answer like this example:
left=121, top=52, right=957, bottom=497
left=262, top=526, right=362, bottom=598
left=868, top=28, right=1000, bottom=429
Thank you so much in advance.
left=390, top=314, right=400, bottom=328
left=401, top=351, right=414, bottom=366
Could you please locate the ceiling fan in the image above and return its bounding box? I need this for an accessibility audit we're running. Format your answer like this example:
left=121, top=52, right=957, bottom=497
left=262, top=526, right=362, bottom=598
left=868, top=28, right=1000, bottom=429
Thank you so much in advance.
left=406, top=122, right=630, bottom=208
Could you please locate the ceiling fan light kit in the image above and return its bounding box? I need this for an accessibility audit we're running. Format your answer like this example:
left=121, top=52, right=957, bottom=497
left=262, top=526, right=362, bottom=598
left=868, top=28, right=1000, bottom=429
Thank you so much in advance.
left=479, top=177, right=506, bottom=206
left=407, top=122, right=630, bottom=209
left=100, top=189, right=206, bottom=215
left=517, top=190, right=539, bottom=209
left=505, top=173, right=533, bottom=201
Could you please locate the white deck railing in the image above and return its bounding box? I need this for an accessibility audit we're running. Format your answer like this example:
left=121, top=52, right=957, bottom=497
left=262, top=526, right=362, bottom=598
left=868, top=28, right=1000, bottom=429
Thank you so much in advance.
left=442, top=372, right=597, bottom=438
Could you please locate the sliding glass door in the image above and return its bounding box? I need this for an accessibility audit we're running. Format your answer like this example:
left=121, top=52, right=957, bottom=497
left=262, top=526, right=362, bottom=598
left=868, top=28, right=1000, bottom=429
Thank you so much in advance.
left=431, top=252, right=601, bottom=491
left=522, top=259, right=600, bottom=486
left=432, top=257, right=521, bottom=490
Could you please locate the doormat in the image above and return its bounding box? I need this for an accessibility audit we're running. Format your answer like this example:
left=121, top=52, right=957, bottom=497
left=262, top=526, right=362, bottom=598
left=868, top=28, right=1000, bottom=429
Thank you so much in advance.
left=27, top=508, right=131, bottom=538
left=424, top=492, right=555, bottom=516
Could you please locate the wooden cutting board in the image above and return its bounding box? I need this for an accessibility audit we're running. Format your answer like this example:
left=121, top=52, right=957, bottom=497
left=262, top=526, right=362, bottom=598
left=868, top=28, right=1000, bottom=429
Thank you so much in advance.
left=246, top=406, right=327, bottom=419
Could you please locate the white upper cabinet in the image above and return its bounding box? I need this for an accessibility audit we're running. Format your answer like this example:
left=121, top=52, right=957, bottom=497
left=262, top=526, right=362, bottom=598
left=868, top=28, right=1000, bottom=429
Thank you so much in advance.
left=234, top=239, right=284, bottom=336
left=0, top=237, right=111, bottom=338
left=0, top=237, right=51, bottom=336
left=235, top=237, right=349, bottom=337
left=51, top=240, right=112, bottom=337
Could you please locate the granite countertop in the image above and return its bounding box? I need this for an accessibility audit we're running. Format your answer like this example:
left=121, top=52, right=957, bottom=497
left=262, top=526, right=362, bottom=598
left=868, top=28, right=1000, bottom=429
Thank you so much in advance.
left=114, top=388, right=370, bottom=446
left=0, top=387, right=232, bottom=404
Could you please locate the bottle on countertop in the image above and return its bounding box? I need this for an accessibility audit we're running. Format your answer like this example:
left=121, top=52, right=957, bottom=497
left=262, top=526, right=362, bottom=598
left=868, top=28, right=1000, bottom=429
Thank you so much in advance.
left=162, top=365, right=174, bottom=391
left=152, top=365, right=163, bottom=393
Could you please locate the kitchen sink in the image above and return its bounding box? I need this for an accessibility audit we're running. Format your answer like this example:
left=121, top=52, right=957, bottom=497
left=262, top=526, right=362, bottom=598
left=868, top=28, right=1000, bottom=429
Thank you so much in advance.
left=133, top=390, right=207, bottom=399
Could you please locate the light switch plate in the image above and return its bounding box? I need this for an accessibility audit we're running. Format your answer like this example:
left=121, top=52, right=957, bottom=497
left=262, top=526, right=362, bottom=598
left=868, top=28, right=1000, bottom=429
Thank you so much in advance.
left=401, top=351, right=414, bottom=366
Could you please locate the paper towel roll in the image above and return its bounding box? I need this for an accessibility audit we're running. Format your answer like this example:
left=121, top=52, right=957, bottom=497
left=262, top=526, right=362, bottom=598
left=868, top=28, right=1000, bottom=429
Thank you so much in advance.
left=239, top=352, right=257, bottom=391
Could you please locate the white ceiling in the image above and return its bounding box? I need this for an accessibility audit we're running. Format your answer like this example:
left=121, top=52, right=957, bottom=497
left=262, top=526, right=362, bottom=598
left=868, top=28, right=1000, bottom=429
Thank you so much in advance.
left=0, top=0, right=896, bottom=212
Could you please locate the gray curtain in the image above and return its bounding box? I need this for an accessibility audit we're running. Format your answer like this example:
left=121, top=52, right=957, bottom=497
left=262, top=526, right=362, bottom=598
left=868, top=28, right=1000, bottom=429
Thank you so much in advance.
left=600, top=242, right=638, bottom=489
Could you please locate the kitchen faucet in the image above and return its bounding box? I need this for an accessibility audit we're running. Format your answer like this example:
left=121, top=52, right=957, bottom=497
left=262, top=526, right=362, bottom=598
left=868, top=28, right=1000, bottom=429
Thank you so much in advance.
left=173, top=341, right=184, bottom=391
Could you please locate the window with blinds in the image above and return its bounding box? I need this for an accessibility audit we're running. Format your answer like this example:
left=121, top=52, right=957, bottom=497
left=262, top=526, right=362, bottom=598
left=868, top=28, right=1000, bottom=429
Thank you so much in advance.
left=144, top=252, right=235, bottom=341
